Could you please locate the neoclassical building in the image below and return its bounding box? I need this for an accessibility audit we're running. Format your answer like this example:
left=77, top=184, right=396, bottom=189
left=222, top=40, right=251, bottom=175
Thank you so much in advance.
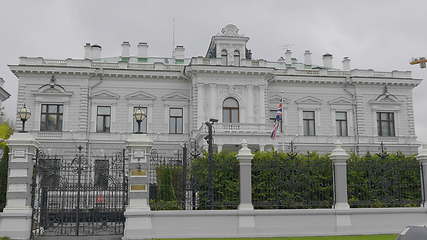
left=9, top=24, right=422, bottom=156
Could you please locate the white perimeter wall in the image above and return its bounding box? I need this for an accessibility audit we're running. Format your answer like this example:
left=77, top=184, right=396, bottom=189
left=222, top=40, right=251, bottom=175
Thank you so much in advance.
left=144, top=208, right=427, bottom=238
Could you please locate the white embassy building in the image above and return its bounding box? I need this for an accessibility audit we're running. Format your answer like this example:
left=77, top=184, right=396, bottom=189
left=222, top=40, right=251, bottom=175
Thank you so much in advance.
left=10, top=24, right=422, bottom=156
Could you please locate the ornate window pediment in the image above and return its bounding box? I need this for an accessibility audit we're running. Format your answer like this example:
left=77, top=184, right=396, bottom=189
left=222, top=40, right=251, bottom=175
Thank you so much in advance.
left=328, top=97, right=352, bottom=105
left=91, top=90, right=120, bottom=100
left=295, top=96, right=322, bottom=105
left=369, top=84, right=401, bottom=111
left=125, top=90, right=156, bottom=101
left=269, top=95, right=290, bottom=105
left=33, top=75, right=72, bottom=98
left=161, top=92, right=189, bottom=102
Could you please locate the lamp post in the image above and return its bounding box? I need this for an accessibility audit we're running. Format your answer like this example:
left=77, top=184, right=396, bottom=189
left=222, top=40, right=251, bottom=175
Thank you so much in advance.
left=204, top=118, right=218, bottom=209
left=133, top=106, right=146, bottom=134
left=17, top=104, right=31, bottom=132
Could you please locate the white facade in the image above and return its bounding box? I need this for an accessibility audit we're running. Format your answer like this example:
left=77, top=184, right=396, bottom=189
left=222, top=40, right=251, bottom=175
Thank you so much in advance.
left=0, top=77, right=10, bottom=122
left=9, top=24, right=422, bottom=156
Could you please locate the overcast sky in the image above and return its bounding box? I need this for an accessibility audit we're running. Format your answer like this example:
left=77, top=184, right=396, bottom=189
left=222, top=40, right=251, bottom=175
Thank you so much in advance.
left=1, top=0, right=426, bottom=142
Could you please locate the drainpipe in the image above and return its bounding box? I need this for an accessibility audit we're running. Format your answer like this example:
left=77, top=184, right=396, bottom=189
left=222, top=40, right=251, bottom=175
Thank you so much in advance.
left=344, top=76, right=360, bottom=155
left=86, top=68, right=104, bottom=159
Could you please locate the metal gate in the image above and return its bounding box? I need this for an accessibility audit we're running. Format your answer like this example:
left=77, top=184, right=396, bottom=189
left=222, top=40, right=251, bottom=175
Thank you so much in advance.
left=30, top=146, right=128, bottom=239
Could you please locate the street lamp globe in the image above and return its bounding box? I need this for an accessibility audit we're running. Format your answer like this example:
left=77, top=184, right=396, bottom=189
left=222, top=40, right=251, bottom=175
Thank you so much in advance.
left=133, top=106, right=146, bottom=133
left=17, top=104, right=31, bottom=132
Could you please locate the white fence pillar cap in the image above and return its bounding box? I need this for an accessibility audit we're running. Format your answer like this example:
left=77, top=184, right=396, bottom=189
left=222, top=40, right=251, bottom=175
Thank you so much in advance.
left=418, top=143, right=427, bottom=157
left=330, top=140, right=349, bottom=157
left=238, top=139, right=252, bottom=157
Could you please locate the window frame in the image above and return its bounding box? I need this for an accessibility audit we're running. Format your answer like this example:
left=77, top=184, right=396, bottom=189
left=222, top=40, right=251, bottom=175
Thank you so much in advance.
left=169, top=107, right=183, bottom=134
left=336, top=111, right=348, bottom=137
left=221, top=49, right=228, bottom=65
left=222, top=97, right=239, bottom=123
left=303, top=110, right=316, bottom=136
left=96, top=106, right=111, bottom=133
left=40, top=104, right=63, bottom=132
left=377, top=112, right=395, bottom=137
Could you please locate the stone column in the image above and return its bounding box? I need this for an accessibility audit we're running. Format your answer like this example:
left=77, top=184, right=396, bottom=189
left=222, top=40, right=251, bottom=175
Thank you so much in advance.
left=0, top=132, right=39, bottom=240
left=330, top=141, right=350, bottom=209
left=259, top=144, right=265, bottom=152
left=123, top=134, right=153, bottom=240
left=237, top=139, right=254, bottom=210
left=237, top=139, right=255, bottom=234
left=217, top=144, right=223, bottom=153
left=417, top=144, right=427, bottom=207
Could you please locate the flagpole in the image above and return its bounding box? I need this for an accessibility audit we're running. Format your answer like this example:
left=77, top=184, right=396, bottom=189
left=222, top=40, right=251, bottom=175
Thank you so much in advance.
left=280, top=90, right=285, bottom=152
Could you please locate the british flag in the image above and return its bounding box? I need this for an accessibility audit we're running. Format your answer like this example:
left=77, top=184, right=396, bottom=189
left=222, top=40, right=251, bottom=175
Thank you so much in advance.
left=270, top=100, right=283, bottom=139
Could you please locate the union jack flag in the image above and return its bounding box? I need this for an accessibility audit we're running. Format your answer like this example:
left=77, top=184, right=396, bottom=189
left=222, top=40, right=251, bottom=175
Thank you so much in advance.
left=271, top=100, right=283, bottom=139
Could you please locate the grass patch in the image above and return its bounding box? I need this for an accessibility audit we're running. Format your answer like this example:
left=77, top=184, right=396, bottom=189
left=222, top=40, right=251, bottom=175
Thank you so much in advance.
left=156, top=235, right=397, bottom=240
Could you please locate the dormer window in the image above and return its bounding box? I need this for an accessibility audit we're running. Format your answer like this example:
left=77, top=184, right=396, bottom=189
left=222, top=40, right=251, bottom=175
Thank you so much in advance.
left=234, top=50, right=240, bottom=66
left=221, top=49, right=228, bottom=65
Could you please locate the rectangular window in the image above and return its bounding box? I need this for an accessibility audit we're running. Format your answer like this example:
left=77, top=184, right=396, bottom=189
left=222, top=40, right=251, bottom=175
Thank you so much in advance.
left=40, top=104, right=63, bottom=131
left=133, top=107, right=147, bottom=133
left=94, top=159, right=109, bottom=189
left=169, top=108, right=183, bottom=134
left=303, top=111, right=315, bottom=136
left=336, top=111, right=348, bottom=136
left=377, top=112, right=395, bottom=137
left=96, top=106, right=111, bottom=133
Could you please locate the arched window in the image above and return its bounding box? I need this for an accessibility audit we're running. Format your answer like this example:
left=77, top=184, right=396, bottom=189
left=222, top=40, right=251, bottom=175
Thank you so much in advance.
left=223, top=97, right=239, bottom=123
left=233, top=50, right=240, bottom=66
left=221, top=49, right=228, bottom=65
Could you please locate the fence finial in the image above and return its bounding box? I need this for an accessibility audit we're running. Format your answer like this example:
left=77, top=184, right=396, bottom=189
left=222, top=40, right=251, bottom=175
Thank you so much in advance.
left=331, top=140, right=348, bottom=157
left=238, top=139, right=252, bottom=156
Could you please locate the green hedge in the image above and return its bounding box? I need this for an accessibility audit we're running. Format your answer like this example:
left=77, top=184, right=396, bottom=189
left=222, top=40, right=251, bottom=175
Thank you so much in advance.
left=150, top=165, right=183, bottom=210
left=150, top=150, right=422, bottom=210
left=348, top=152, right=421, bottom=208
left=252, top=151, right=333, bottom=209
left=191, top=152, right=240, bottom=209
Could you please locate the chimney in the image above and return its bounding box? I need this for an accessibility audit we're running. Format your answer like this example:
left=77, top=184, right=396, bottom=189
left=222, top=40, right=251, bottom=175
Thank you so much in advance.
left=342, top=57, right=351, bottom=71
left=173, top=45, right=185, bottom=59
left=291, top=58, right=298, bottom=65
left=91, top=44, right=102, bottom=59
left=84, top=43, right=91, bottom=59
left=121, top=41, right=131, bottom=58
left=137, top=42, right=149, bottom=58
left=304, top=50, right=312, bottom=66
left=284, top=49, right=292, bottom=64
left=322, top=53, right=333, bottom=68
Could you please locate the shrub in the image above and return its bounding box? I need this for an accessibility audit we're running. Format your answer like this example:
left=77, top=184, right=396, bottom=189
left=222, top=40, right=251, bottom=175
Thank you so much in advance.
left=348, top=153, right=421, bottom=208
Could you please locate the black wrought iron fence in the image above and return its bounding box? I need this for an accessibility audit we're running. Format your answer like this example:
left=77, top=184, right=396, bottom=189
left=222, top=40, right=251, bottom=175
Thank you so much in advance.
left=348, top=153, right=421, bottom=208
left=252, top=151, right=333, bottom=209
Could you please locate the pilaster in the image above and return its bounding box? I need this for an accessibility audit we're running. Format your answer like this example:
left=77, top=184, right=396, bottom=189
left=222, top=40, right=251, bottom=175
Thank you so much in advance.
left=123, top=134, right=153, bottom=240
left=0, top=132, right=39, bottom=240
left=237, top=139, right=255, bottom=234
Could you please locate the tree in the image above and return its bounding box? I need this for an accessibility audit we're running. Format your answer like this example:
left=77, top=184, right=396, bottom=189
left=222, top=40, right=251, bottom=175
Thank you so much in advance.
left=0, top=123, right=13, bottom=212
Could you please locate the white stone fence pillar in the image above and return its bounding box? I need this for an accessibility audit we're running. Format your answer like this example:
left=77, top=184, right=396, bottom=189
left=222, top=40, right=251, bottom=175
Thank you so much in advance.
left=237, top=139, right=254, bottom=210
left=330, top=141, right=350, bottom=209
left=417, top=144, right=427, bottom=207
left=0, top=132, right=39, bottom=240
left=123, top=134, right=153, bottom=240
